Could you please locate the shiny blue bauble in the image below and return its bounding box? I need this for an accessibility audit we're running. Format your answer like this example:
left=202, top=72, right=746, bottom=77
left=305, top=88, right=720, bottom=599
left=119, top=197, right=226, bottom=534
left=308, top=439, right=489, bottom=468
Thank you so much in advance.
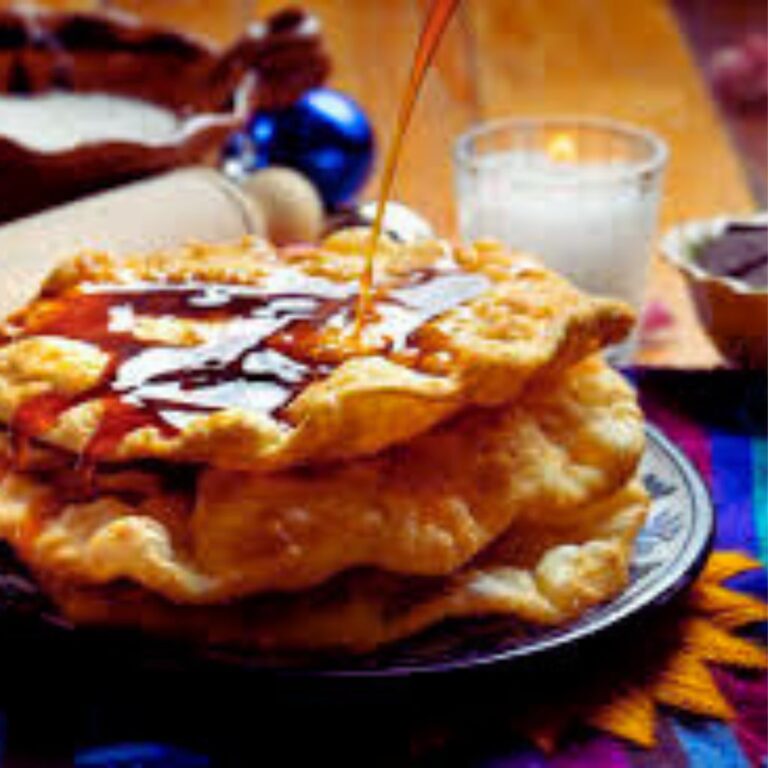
left=244, top=88, right=375, bottom=208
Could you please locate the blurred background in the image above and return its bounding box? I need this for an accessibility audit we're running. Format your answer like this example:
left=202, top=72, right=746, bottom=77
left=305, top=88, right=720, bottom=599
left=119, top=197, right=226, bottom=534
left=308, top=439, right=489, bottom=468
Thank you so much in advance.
left=0, top=0, right=764, bottom=367
left=10, top=0, right=764, bottom=226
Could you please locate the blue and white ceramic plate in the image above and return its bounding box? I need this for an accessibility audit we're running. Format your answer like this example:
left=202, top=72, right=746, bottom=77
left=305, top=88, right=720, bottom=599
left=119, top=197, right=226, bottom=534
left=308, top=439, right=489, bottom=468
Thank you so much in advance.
left=0, top=425, right=714, bottom=680
left=197, top=424, right=714, bottom=677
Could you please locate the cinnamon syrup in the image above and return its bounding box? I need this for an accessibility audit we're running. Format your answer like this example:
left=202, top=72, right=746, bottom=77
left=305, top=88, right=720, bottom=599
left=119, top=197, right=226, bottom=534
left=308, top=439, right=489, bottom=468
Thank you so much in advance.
left=356, top=0, right=461, bottom=329
left=10, top=263, right=487, bottom=460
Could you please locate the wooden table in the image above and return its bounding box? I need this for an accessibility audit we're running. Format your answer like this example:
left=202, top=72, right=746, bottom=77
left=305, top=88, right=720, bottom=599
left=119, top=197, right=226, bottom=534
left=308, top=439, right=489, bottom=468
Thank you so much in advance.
left=267, top=0, right=757, bottom=369
left=10, top=0, right=765, bottom=367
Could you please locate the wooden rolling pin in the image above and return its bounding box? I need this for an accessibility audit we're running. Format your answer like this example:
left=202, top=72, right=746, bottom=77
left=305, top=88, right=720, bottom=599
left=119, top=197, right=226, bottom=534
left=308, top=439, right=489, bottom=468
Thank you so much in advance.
left=0, top=168, right=263, bottom=317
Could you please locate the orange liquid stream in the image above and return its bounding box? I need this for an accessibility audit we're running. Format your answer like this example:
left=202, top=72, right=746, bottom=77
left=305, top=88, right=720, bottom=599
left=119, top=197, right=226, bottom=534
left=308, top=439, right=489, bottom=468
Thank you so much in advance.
left=355, top=0, right=461, bottom=332
left=4, top=0, right=464, bottom=472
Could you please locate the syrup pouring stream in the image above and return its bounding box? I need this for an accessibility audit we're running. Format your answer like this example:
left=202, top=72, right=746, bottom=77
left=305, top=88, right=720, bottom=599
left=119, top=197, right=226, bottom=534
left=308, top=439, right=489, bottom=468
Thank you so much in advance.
left=355, top=0, right=462, bottom=333
left=7, top=0, right=473, bottom=466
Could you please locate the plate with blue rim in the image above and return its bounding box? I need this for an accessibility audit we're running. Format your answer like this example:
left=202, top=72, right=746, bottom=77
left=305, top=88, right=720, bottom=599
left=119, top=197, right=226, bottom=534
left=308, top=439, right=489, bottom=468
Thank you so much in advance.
left=0, top=424, right=713, bottom=681
left=201, top=423, right=715, bottom=678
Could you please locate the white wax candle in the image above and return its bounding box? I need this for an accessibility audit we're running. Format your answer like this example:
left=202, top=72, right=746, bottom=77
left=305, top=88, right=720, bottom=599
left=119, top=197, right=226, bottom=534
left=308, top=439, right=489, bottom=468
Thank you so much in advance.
left=457, top=150, right=661, bottom=312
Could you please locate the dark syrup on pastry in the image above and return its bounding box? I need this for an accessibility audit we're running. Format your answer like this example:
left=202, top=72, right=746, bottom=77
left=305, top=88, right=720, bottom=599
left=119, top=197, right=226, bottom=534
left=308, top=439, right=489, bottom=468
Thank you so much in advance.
left=10, top=262, right=488, bottom=460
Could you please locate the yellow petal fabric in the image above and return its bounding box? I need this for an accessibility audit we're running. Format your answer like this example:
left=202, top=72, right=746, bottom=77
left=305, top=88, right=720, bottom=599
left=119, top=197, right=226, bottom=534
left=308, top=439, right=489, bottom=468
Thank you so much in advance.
left=524, top=550, right=767, bottom=751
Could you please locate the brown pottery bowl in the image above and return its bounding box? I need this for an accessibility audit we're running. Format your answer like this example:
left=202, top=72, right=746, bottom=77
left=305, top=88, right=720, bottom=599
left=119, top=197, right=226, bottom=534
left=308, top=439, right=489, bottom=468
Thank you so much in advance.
left=0, top=6, right=329, bottom=221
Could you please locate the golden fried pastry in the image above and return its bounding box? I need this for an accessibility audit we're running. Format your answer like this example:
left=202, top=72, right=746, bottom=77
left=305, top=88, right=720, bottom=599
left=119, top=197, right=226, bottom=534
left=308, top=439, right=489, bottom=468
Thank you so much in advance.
left=0, top=234, right=633, bottom=470
left=39, top=481, right=648, bottom=652
left=0, top=357, right=644, bottom=601
left=0, top=230, right=651, bottom=656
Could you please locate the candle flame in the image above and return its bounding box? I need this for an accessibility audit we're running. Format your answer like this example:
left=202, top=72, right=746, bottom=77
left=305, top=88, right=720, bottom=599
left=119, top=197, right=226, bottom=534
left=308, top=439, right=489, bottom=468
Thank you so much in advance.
left=546, top=132, right=578, bottom=163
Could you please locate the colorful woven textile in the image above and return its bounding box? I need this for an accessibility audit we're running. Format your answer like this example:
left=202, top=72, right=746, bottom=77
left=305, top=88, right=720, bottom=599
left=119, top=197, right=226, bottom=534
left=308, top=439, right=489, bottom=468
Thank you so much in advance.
left=455, top=370, right=767, bottom=767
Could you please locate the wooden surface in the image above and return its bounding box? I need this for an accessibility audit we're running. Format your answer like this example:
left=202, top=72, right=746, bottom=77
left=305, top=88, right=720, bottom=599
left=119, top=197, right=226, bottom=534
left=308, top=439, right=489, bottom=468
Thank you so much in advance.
left=257, top=0, right=759, bottom=368
left=7, top=0, right=764, bottom=367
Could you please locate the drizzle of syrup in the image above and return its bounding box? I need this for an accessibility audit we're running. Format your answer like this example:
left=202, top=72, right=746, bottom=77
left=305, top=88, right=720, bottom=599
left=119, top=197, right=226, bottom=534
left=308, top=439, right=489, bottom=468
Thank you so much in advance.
left=10, top=262, right=488, bottom=461
left=356, top=0, right=461, bottom=330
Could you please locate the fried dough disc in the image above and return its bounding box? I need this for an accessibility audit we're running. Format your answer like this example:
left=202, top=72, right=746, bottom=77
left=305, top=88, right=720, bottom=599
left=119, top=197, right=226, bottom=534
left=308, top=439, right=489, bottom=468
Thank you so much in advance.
left=41, top=481, right=649, bottom=652
left=0, top=357, right=644, bottom=600
left=0, top=235, right=633, bottom=470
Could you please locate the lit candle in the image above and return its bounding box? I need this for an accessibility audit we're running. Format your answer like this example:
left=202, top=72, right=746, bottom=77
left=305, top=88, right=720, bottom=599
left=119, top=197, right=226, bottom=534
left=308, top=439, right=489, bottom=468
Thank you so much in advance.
left=455, top=119, right=667, bottom=362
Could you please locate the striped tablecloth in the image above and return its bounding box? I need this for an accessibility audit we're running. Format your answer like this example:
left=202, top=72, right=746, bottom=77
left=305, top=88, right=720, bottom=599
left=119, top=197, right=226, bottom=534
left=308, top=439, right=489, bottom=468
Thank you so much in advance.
left=0, top=370, right=764, bottom=767
left=464, top=370, right=767, bottom=768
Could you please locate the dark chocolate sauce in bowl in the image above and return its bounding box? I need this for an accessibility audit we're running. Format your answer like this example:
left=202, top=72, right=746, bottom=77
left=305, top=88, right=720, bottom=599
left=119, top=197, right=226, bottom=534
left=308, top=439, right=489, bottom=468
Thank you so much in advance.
left=9, top=261, right=489, bottom=460
left=696, top=222, right=768, bottom=288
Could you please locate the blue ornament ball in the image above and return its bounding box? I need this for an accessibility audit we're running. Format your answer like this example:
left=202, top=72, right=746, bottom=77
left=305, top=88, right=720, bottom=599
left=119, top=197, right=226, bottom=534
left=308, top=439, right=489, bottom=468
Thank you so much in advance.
left=244, top=88, right=375, bottom=208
